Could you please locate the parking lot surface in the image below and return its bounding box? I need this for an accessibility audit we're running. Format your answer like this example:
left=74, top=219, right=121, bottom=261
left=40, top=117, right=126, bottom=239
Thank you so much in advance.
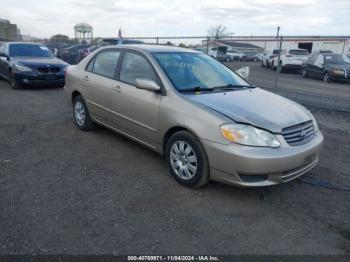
left=227, top=62, right=350, bottom=112
left=0, top=79, right=349, bottom=255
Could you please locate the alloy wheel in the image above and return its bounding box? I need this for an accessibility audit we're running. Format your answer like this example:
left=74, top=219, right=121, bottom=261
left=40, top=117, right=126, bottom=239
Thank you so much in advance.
left=169, top=140, right=197, bottom=180
left=74, top=101, right=86, bottom=126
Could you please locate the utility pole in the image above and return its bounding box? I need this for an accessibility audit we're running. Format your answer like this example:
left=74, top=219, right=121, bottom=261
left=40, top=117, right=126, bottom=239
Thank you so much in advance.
left=206, top=36, right=210, bottom=55
left=274, top=36, right=283, bottom=93
left=276, top=26, right=280, bottom=49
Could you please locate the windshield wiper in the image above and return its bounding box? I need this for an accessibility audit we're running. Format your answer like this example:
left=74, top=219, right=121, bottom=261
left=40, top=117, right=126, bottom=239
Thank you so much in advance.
left=213, top=84, right=255, bottom=90
left=178, top=87, right=214, bottom=93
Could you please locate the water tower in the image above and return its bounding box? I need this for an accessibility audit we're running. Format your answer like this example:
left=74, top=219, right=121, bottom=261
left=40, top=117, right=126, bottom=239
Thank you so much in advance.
left=74, top=23, right=93, bottom=43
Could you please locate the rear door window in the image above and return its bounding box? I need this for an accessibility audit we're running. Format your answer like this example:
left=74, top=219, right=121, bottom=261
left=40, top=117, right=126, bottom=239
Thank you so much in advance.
left=91, top=50, right=121, bottom=79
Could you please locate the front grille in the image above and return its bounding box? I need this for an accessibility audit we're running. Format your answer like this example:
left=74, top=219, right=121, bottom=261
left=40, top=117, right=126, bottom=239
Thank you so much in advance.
left=282, top=120, right=315, bottom=146
left=37, top=67, right=61, bottom=74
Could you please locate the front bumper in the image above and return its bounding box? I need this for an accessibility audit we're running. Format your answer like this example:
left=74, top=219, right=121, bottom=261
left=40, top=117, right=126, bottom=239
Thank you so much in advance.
left=14, top=72, right=65, bottom=87
left=202, top=132, right=324, bottom=187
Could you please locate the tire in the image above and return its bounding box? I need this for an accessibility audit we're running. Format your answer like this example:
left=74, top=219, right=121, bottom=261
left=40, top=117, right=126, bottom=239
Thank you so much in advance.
left=261, top=60, right=265, bottom=68
left=166, top=131, right=210, bottom=188
left=323, top=72, right=331, bottom=83
left=302, top=68, right=309, bottom=78
left=271, top=61, right=275, bottom=70
left=226, top=57, right=231, bottom=62
left=9, top=72, right=21, bottom=89
left=73, top=95, right=95, bottom=131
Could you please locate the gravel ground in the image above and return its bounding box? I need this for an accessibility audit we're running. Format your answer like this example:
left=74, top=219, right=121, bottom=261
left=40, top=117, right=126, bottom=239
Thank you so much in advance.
left=0, top=79, right=349, bottom=255
left=226, top=62, right=350, bottom=112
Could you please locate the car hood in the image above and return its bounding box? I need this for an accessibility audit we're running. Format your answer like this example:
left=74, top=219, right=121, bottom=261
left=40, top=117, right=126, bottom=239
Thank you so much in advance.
left=12, top=57, right=68, bottom=67
left=186, top=88, right=311, bottom=133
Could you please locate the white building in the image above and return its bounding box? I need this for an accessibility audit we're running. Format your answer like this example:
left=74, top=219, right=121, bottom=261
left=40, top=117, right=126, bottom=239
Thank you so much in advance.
left=212, top=36, right=350, bottom=54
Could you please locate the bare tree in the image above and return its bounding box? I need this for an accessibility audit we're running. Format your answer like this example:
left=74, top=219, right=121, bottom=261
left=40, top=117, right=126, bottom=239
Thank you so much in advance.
left=207, top=24, right=227, bottom=40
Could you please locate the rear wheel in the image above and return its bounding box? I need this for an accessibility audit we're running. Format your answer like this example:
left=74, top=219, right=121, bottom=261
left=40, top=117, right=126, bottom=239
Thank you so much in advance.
left=73, top=95, right=95, bottom=131
left=166, top=131, right=210, bottom=188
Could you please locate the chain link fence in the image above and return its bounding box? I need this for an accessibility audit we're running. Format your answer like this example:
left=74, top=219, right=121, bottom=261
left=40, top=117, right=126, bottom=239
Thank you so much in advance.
left=1, top=35, right=350, bottom=112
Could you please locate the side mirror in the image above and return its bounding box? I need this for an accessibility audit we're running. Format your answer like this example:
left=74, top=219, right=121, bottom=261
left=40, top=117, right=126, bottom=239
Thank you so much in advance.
left=135, top=78, right=161, bottom=92
left=235, top=66, right=250, bottom=81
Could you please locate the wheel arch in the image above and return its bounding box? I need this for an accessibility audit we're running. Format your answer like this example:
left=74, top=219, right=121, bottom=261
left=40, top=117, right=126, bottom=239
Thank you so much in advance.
left=162, top=126, right=200, bottom=156
left=71, top=90, right=82, bottom=104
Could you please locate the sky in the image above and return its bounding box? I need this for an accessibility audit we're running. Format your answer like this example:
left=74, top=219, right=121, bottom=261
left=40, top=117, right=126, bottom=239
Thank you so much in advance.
left=1, top=0, right=349, bottom=39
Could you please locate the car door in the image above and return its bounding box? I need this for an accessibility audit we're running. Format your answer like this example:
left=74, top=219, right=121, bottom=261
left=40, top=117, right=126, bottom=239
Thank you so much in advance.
left=111, top=50, right=162, bottom=147
left=83, top=49, right=121, bottom=124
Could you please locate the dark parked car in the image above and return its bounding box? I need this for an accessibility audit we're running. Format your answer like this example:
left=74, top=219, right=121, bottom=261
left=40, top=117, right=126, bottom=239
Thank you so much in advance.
left=100, top=38, right=144, bottom=46
left=241, top=52, right=260, bottom=62
left=0, top=42, right=68, bottom=89
left=60, top=44, right=91, bottom=64
left=46, top=43, right=70, bottom=58
left=302, top=53, right=350, bottom=83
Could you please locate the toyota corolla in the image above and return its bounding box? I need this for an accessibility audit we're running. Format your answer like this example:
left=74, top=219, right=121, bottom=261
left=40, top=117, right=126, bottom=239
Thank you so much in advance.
left=64, top=45, right=323, bottom=188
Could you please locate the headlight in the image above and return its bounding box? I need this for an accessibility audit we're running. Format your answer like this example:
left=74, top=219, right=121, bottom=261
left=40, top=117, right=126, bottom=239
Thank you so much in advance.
left=14, top=64, right=32, bottom=72
left=220, top=124, right=281, bottom=148
left=332, top=69, right=344, bottom=75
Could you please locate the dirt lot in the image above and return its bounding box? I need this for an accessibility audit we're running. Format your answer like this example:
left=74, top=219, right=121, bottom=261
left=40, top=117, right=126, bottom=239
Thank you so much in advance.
left=0, top=78, right=349, bottom=255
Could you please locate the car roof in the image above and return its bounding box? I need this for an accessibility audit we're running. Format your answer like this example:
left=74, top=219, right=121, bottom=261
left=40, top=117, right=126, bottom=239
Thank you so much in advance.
left=7, top=42, right=45, bottom=46
left=98, top=44, right=200, bottom=53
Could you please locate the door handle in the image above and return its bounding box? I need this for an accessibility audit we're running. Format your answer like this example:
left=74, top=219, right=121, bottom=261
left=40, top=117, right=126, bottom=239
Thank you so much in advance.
left=83, top=75, right=89, bottom=82
left=113, top=85, right=121, bottom=93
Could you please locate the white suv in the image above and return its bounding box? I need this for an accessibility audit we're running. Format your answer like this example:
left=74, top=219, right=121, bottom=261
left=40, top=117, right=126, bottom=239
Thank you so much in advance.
left=271, top=49, right=310, bottom=72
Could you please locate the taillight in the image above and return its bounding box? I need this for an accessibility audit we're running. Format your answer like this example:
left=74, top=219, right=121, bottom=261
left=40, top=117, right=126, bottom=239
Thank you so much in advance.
left=286, top=54, right=293, bottom=57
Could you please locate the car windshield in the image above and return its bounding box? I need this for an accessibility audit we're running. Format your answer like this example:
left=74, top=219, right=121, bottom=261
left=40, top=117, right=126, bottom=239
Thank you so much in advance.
left=289, top=50, right=309, bottom=55
left=324, top=54, right=350, bottom=63
left=10, top=44, right=54, bottom=58
left=153, top=52, right=249, bottom=91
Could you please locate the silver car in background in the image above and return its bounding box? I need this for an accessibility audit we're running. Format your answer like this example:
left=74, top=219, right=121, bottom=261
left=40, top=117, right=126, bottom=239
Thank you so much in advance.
left=64, top=45, right=323, bottom=188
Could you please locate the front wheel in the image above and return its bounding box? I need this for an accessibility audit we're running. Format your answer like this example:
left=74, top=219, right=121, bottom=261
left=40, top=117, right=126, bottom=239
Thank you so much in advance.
left=9, top=72, right=21, bottom=89
left=323, top=72, right=331, bottom=83
left=166, top=131, right=210, bottom=188
left=73, top=95, right=95, bottom=131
